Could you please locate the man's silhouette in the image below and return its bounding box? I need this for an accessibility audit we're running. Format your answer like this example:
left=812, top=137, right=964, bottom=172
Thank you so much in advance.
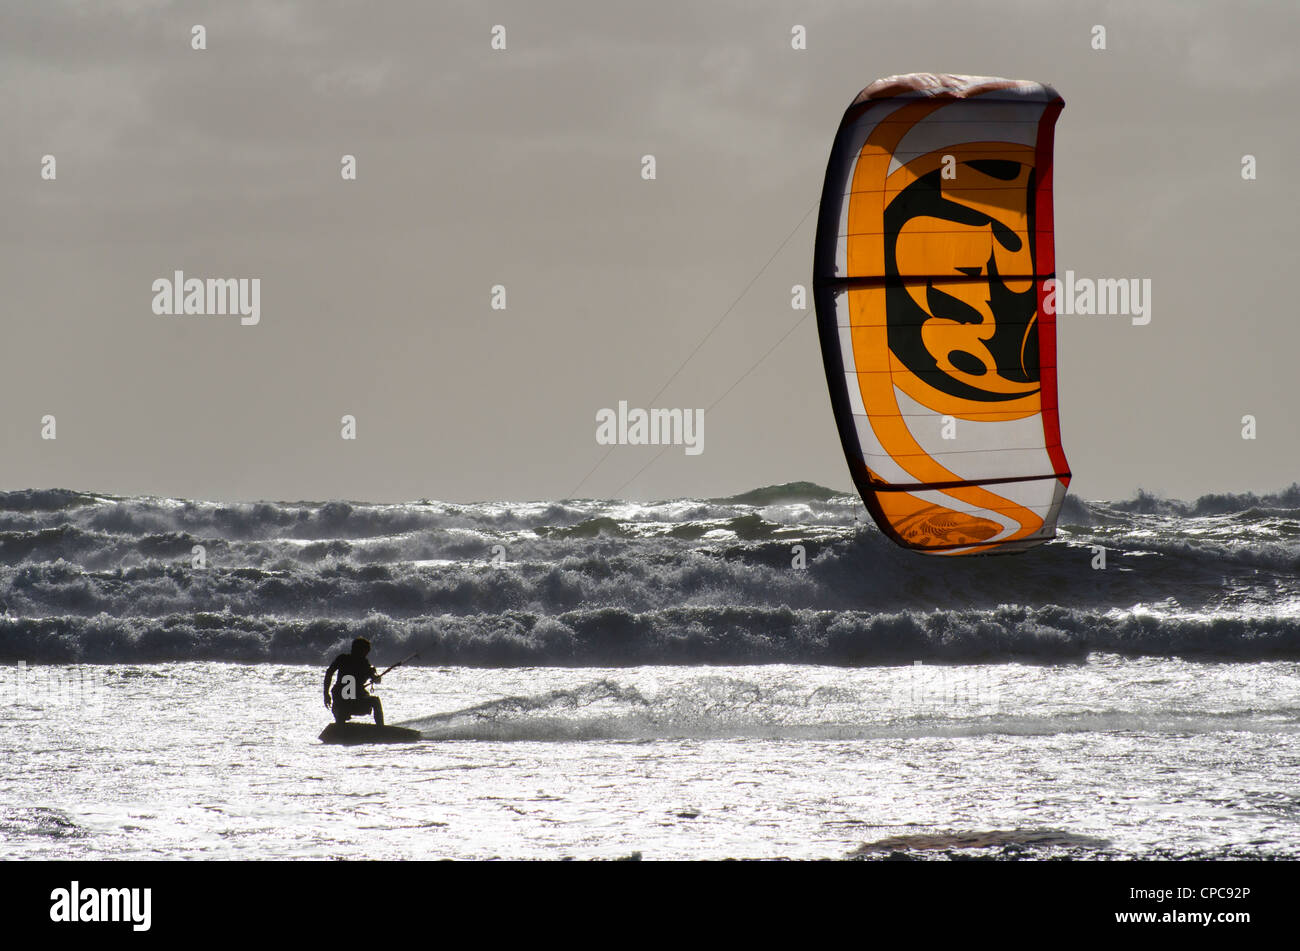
left=324, top=637, right=384, bottom=725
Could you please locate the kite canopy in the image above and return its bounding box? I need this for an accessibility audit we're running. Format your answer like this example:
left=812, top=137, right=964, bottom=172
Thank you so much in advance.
left=813, top=74, right=1071, bottom=555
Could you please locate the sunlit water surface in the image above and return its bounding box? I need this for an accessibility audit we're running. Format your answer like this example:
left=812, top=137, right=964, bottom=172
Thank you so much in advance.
left=4, top=657, right=1299, bottom=860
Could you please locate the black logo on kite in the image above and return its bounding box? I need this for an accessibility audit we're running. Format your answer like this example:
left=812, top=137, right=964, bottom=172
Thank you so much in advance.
left=883, top=164, right=1041, bottom=404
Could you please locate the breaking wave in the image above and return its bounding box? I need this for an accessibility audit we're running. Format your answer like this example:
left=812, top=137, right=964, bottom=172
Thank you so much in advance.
left=1, top=483, right=1298, bottom=665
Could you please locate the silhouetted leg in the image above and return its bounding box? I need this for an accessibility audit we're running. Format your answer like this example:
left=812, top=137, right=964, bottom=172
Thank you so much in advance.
left=372, top=697, right=384, bottom=726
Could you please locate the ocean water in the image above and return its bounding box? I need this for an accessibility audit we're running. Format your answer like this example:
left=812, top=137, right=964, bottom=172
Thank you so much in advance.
left=3, top=484, right=1299, bottom=860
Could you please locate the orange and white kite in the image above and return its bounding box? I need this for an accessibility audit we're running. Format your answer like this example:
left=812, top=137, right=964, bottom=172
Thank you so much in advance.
left=814, top=74, right=1071, bottom=554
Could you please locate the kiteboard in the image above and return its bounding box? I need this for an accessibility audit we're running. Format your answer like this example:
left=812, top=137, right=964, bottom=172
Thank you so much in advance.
left=318, top=722, right=421, bottom=745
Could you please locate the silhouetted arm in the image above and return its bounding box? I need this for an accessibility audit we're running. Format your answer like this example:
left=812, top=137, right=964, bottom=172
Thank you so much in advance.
left=323, top=658, right=341, bottom=708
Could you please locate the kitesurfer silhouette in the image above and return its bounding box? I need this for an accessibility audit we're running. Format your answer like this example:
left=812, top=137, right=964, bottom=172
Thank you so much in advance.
left=324, top=637, right=384, bottom=726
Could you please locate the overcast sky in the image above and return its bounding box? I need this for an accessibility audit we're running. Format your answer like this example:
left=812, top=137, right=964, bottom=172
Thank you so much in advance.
left=2, top=0, right=1295, bottom=504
